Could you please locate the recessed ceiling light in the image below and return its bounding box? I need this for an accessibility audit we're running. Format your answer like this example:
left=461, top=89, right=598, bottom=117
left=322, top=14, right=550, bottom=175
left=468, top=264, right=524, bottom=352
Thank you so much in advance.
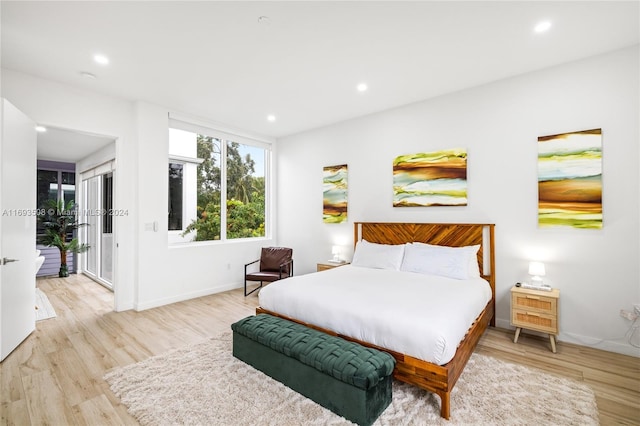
left=267, top=115, right=276, bottom=122
left=93, top=54, right=109, bottom=65
left=35, top=126, right=47, bottom=133
left=79, top=71, right=97, bottom=79
left=534, top=21, right=552, bottom=33
left=357, top=83, right=368, bottom=92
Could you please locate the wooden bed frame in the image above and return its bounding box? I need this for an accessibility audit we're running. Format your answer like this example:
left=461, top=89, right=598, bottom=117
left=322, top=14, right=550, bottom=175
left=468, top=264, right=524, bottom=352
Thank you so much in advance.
left=257, top=222, right=495, bottom=420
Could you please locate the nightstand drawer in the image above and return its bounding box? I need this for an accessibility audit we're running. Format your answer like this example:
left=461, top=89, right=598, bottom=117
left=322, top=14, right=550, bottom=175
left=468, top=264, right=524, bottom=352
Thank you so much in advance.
left=317, top=262, right=349, bottom=272
left=512, top=309, right=558, bottom=334
left=511, top=292, right=556, bottom=315
left=317, top=263, right=334, bottom=272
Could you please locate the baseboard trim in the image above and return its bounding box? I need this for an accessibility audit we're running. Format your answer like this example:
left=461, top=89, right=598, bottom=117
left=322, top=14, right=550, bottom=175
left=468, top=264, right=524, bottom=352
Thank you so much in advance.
left=494, top=318, right=640, bottom=357
left=134, top=282, right=241, bottom=311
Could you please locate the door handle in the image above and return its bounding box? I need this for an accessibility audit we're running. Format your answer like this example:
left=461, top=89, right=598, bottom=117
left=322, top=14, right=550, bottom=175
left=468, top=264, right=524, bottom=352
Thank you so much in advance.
left=1, top=258, right=19, bottom=265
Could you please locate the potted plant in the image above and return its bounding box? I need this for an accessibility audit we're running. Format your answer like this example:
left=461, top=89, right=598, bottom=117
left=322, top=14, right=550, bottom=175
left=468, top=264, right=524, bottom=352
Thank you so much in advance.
left=39, top=199, right=89, bottom=277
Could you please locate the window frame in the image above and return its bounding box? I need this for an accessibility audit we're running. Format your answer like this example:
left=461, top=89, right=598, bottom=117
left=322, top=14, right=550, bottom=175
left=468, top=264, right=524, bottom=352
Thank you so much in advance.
left=168, top=116, right=272, bottom=245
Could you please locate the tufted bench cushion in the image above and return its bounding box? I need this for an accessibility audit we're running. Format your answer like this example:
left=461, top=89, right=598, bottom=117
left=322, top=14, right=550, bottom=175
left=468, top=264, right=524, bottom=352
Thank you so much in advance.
left=231, top=314, right=395, bottom=426
left=232, top=314, right=395, bottom=390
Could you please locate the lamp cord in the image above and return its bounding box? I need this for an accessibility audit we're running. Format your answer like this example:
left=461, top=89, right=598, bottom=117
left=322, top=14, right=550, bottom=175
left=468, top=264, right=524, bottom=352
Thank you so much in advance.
left=626, top=317, right=640, bottom=349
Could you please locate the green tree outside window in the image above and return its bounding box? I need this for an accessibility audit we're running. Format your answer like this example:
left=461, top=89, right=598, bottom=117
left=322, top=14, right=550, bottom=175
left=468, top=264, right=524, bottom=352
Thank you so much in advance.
left=183, top=136, right=265, bottom=241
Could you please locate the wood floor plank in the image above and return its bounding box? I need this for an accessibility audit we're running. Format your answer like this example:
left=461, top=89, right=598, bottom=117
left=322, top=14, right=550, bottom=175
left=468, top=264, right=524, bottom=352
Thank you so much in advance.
left=586, top=379, right=640, bottom=409
left=34, top=319, right=74, bottom=355
left=22, top=370, right=77, bottom=425
left=16, top=336, right=53, bottom=379
left=0, top=354, right=26, bottom=403
left=66, top=330, right=120, bottom=375
left=96, top=382, right=138, bottom=425
left=48, top=347, right=101, bottom=407
left=596, top=395, right=639, bottom=426
left=108, top=344, right=152, bottom=367
left=2, top=399, right=30, bottom=426
left=73, top=394, right=126, bottom=426
left=1, top=274, right=637, bottom=425
left=584, top=365, right=640, bottom=393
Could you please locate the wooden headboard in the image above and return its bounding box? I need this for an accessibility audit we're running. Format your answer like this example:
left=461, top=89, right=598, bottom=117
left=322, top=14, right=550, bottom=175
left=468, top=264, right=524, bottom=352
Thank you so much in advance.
left=354, top=222, right=496, bottom=324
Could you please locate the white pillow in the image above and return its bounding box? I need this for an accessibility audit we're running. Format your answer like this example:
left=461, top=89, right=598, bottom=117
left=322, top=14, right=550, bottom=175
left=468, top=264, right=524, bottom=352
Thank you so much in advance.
left=351, top=239, right=405, bottom=270
left=400, top=242, right=480, bottom=280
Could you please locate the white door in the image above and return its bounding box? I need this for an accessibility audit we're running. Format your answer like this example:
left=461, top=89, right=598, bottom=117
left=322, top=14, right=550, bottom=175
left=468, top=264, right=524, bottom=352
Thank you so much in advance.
left=0, top=99, right=37, bottom=361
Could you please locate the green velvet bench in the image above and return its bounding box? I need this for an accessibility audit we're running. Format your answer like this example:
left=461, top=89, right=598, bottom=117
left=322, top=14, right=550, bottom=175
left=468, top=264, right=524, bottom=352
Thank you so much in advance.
left=231, top=314, right=395, bottom=426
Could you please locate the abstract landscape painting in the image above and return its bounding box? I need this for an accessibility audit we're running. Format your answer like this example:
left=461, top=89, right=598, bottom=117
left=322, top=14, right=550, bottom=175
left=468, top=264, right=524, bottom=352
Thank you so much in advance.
left=323, top=164, right=348, bottom=223
left=393, top=149, right=467, bottom=207
left=538, top=129, right=602, bottom=229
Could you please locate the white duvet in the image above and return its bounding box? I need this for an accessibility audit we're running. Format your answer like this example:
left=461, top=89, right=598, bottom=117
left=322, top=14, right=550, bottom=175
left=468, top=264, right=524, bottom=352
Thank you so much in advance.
left=258, top=265, right=492, bottom=365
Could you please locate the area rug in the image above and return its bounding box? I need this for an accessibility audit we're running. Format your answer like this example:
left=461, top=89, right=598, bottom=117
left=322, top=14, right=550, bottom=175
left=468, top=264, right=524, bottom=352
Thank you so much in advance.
left=104, top=332, right=599, bottom=425
left=35, top=288, right=56, bottom=321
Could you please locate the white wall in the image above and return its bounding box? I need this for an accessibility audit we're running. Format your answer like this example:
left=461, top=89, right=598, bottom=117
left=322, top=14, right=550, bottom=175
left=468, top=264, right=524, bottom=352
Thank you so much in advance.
left=1, top=69, right=138, bottom=311
left=276, top=46, right=640, bottom=356
left=77, top=142, right=116, bottom=174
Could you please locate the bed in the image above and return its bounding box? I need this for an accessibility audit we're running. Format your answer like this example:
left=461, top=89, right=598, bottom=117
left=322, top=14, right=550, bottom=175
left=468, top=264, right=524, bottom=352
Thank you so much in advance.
left=257, top=222, right=495, bottom=419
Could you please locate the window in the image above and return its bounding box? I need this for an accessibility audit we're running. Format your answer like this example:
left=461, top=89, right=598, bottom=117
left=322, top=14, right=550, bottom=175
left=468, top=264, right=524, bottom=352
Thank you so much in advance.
left=226, top=141, right=266, bottom=238
left=61, top=171, right=76, bottom=205
left=168, top=120, right=269, bottom=243
left=190, top=134, right=222, bottom=240
left=37, top=169, right=58, bottom=209
left=36, top=166, right=76, bottom=239
left=168, top=163, right=183, bottom=230
left=102, top=173, right=113, bottom=234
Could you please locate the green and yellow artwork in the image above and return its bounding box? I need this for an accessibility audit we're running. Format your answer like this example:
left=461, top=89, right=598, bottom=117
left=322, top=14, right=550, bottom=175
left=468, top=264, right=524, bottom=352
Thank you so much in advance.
left=538, top=129, right=602, bottom=229
left=323, top=164, right=348, bottom=223
left=393, top=149, right=467, bottom=207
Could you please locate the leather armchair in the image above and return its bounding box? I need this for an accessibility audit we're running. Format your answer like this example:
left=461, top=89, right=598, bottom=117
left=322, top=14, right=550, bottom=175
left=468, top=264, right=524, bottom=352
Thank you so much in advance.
left=244, top=247, right=293, bottom=296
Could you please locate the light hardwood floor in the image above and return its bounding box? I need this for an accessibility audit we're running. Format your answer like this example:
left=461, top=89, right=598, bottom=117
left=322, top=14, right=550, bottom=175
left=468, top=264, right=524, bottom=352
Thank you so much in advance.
left=1, top=274, right=638, bottom=425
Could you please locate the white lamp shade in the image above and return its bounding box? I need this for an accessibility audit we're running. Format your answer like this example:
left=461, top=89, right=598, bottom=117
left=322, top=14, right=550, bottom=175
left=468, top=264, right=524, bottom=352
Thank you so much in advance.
left=528, top=261, right=546, bottom=277
left=331, top=245, right=342, bottom=262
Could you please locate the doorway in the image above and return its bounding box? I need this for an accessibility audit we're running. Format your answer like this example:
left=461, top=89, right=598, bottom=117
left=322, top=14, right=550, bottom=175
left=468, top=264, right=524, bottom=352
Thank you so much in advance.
left=36, top=125, right=117, bottom=299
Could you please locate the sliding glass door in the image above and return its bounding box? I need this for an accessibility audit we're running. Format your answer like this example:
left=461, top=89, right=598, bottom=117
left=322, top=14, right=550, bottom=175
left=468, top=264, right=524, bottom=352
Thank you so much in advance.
left=82, top=172, right=113, bottom=287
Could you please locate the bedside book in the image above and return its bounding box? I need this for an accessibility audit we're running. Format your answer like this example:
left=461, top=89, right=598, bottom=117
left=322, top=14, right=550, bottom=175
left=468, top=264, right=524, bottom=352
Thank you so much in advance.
left=521, top=283, right=552, bottom=291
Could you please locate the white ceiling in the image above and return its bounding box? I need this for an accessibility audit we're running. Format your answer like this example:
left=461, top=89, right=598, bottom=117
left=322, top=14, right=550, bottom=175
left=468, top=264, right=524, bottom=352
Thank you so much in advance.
left=36, top=126, right=115, bottom=163
left=2, top=1, right=639, bottom=139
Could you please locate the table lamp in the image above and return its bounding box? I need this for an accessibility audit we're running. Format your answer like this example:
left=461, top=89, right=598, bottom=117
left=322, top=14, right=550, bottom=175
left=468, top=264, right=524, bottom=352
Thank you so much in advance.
left=331, top=245, right=341, bottom=263
left=528, top=261, right=546, bottom=286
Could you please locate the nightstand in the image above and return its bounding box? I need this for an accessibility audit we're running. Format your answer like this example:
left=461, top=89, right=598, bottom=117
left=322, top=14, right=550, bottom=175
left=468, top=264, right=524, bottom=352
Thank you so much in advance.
left=317, top=262, right=348, bottom=272
left=511, top=286, right=560, bottom=353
